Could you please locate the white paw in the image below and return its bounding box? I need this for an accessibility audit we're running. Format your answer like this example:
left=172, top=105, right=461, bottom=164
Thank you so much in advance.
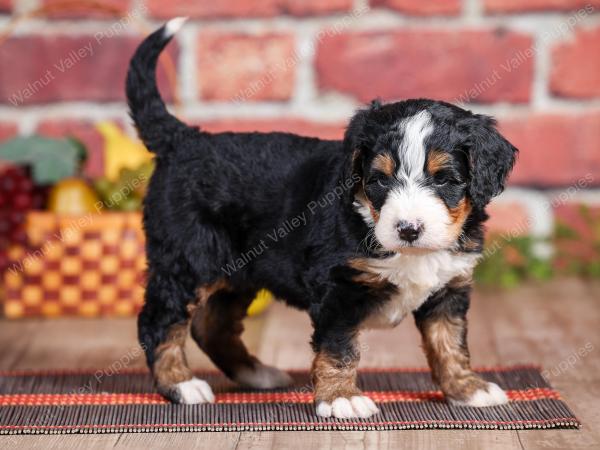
left=234, top=363, right=293, bottom=389
left=316, top=396, right=379, bottom=419
left=450, top=382, right=509, bottom=407
left=175, top=377, right=215, bottom=404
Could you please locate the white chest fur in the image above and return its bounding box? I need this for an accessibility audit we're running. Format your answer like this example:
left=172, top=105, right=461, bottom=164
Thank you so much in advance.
left=361, top=251, right=480, bottom=329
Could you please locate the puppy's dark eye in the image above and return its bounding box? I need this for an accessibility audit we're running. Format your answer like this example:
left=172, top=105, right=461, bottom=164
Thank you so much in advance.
left=366, top=173, right=389, bottom=188
left=433, top=174, right=450, bottom=187
left=433, top=172, right=461, bottom=188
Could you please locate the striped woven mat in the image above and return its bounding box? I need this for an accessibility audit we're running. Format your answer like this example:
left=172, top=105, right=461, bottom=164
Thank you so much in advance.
left=0, top=366, right=579, bottom=433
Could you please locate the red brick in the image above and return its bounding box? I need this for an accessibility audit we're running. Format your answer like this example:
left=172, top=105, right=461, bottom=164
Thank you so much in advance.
left=0, top=123, right=17, bottom=142
left=36, top=120, right=115, bottom=178
left=373, top=0, right=461, bottom=16
left=486, top=202, right=530, bottom=235
left=484, top=0, right=600, bottom=13
left=147, top=0, right=352, bottom=19
left=198, top=32, right=296, bottom=102
left=551, top=27, right=600, bottom=99
left=201, top=119, right=345, bottom=140
left=316, top=30, right=534, bottom=103
left=41, top=0, right=131, bottom=18
left=0, top=35, right=176, bottom=105
left=281, top=0, right=354, bottom=16
left=499, top=113, right=600, bottom=187
left=0, top=0, right=11, bottom=13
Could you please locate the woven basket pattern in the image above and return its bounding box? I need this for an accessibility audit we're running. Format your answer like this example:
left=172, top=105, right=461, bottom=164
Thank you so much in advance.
left=2, top=212, right=146, bottom=318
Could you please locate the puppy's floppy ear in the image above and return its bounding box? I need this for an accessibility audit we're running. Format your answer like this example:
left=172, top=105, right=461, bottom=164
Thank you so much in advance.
left=461, top=114, right=518, bottom=209
left=342, top=99, right=382, bottom=182
left=344, top=99, right=382, bottom=151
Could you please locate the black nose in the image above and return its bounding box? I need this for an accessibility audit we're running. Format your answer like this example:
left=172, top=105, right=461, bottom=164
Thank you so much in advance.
left=397, top=220, right=423, bottom=243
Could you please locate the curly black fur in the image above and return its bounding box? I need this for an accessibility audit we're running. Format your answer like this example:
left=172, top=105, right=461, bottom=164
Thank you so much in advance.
left=127, top=21, right=518, bottom=401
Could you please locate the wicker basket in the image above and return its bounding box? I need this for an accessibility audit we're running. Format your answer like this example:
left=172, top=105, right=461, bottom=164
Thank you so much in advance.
left=2, top=212, right=146, bottom=318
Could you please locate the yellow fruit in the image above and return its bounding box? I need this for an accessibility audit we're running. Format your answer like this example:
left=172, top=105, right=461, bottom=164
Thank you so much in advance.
left=96, top=121, right=153, bottom=181
left=247, top=289, right=274, bottom=316
left=48, top=178, right=100, bottom=215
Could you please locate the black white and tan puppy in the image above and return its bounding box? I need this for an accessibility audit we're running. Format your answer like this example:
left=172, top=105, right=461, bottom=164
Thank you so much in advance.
left=127, top=18, right=518, bottom=419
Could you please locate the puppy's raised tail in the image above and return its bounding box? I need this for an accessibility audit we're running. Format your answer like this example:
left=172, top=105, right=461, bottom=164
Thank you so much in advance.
left=126, top=17, right=190, bottom=155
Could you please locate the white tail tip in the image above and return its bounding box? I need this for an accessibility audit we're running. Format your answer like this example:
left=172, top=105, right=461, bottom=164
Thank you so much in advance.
left=164, top=17, right=188, bottom=38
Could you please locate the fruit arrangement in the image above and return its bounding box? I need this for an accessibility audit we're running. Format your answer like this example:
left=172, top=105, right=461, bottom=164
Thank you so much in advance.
left=0, top=123, right=154, bottom=214
left=0, top=124, right=153, bottom=271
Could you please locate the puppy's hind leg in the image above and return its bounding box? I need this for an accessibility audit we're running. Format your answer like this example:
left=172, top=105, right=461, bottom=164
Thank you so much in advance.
left=190, top=284, right=293, bottom=389
left=139, top=273, right=214, bottom=404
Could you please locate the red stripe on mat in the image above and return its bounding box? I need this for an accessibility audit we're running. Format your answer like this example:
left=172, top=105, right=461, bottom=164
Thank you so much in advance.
left=0, top=388, right=559, bottom=406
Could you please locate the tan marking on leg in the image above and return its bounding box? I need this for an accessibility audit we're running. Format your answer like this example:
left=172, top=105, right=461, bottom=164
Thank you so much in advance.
left=426, top=150, right=451, bottom=175
left=191, top=289, right=257, bottom=379
left=372, top=153, right=396, bottom=176
left=311, top=351, right=361, bottom=403
left=418, top=315, right=487, bottom=402
left=153, top=321, right=192, bottom=390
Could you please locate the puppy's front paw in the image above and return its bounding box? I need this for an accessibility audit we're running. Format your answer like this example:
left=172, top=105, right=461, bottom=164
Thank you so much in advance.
left=316, top=395, right=379, bottom=419
left=172, top=377, right=215, bottom=404
left=449, top=382, right=509, bottom=407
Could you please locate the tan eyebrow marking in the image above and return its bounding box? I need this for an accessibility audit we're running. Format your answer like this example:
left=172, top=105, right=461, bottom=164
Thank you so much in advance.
left=427, top=150, right=451, bottom=175
left=371, top=154, right=396, bottom=176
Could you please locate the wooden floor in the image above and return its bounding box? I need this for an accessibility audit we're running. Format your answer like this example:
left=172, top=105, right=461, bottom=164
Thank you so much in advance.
left=1, top=278, right=599, bottom=449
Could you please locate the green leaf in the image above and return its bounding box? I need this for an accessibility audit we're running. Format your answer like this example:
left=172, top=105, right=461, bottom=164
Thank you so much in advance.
left=578, top=204, right=593, bottom=226
left=554, top=221, right=579, bottom=240
left=587, top=261, right=600, bottom=279
left=528, top=259, right=553, bottom=280
left=500, top=270, right=521, bottom=289
left=0, top=136, right=80, bottom=184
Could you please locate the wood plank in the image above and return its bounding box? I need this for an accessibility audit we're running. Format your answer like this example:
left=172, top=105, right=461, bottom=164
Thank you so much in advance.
left=486, top=280, right=600, bottom=383
left=229, top=430, right=522, bottom=450
left=0, top=313, right=267, bottom=373
left=0, top=320, right=42, bottom=369
left=0, top=317, right=146, bottom=370
left=115, top=432, right=242, bottom=449
left=0, top=435, right=119, bottom=449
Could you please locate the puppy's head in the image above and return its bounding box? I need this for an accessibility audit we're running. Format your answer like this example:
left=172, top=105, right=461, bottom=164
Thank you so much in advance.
left=345, top=99, right=517, bottom=253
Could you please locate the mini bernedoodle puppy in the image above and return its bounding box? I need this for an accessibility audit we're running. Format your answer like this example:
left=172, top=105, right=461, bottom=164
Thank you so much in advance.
left=126, top=18, right=518, bottom=419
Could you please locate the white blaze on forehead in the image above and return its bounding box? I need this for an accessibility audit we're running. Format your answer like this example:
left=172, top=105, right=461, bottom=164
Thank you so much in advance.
left=397, top=110, right=434, bottom=181
left=373, top=109, right=455, bottom=252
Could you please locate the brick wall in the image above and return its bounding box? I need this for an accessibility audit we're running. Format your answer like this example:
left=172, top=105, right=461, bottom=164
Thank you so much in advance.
left=0, top=0, right=599, bottom=240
